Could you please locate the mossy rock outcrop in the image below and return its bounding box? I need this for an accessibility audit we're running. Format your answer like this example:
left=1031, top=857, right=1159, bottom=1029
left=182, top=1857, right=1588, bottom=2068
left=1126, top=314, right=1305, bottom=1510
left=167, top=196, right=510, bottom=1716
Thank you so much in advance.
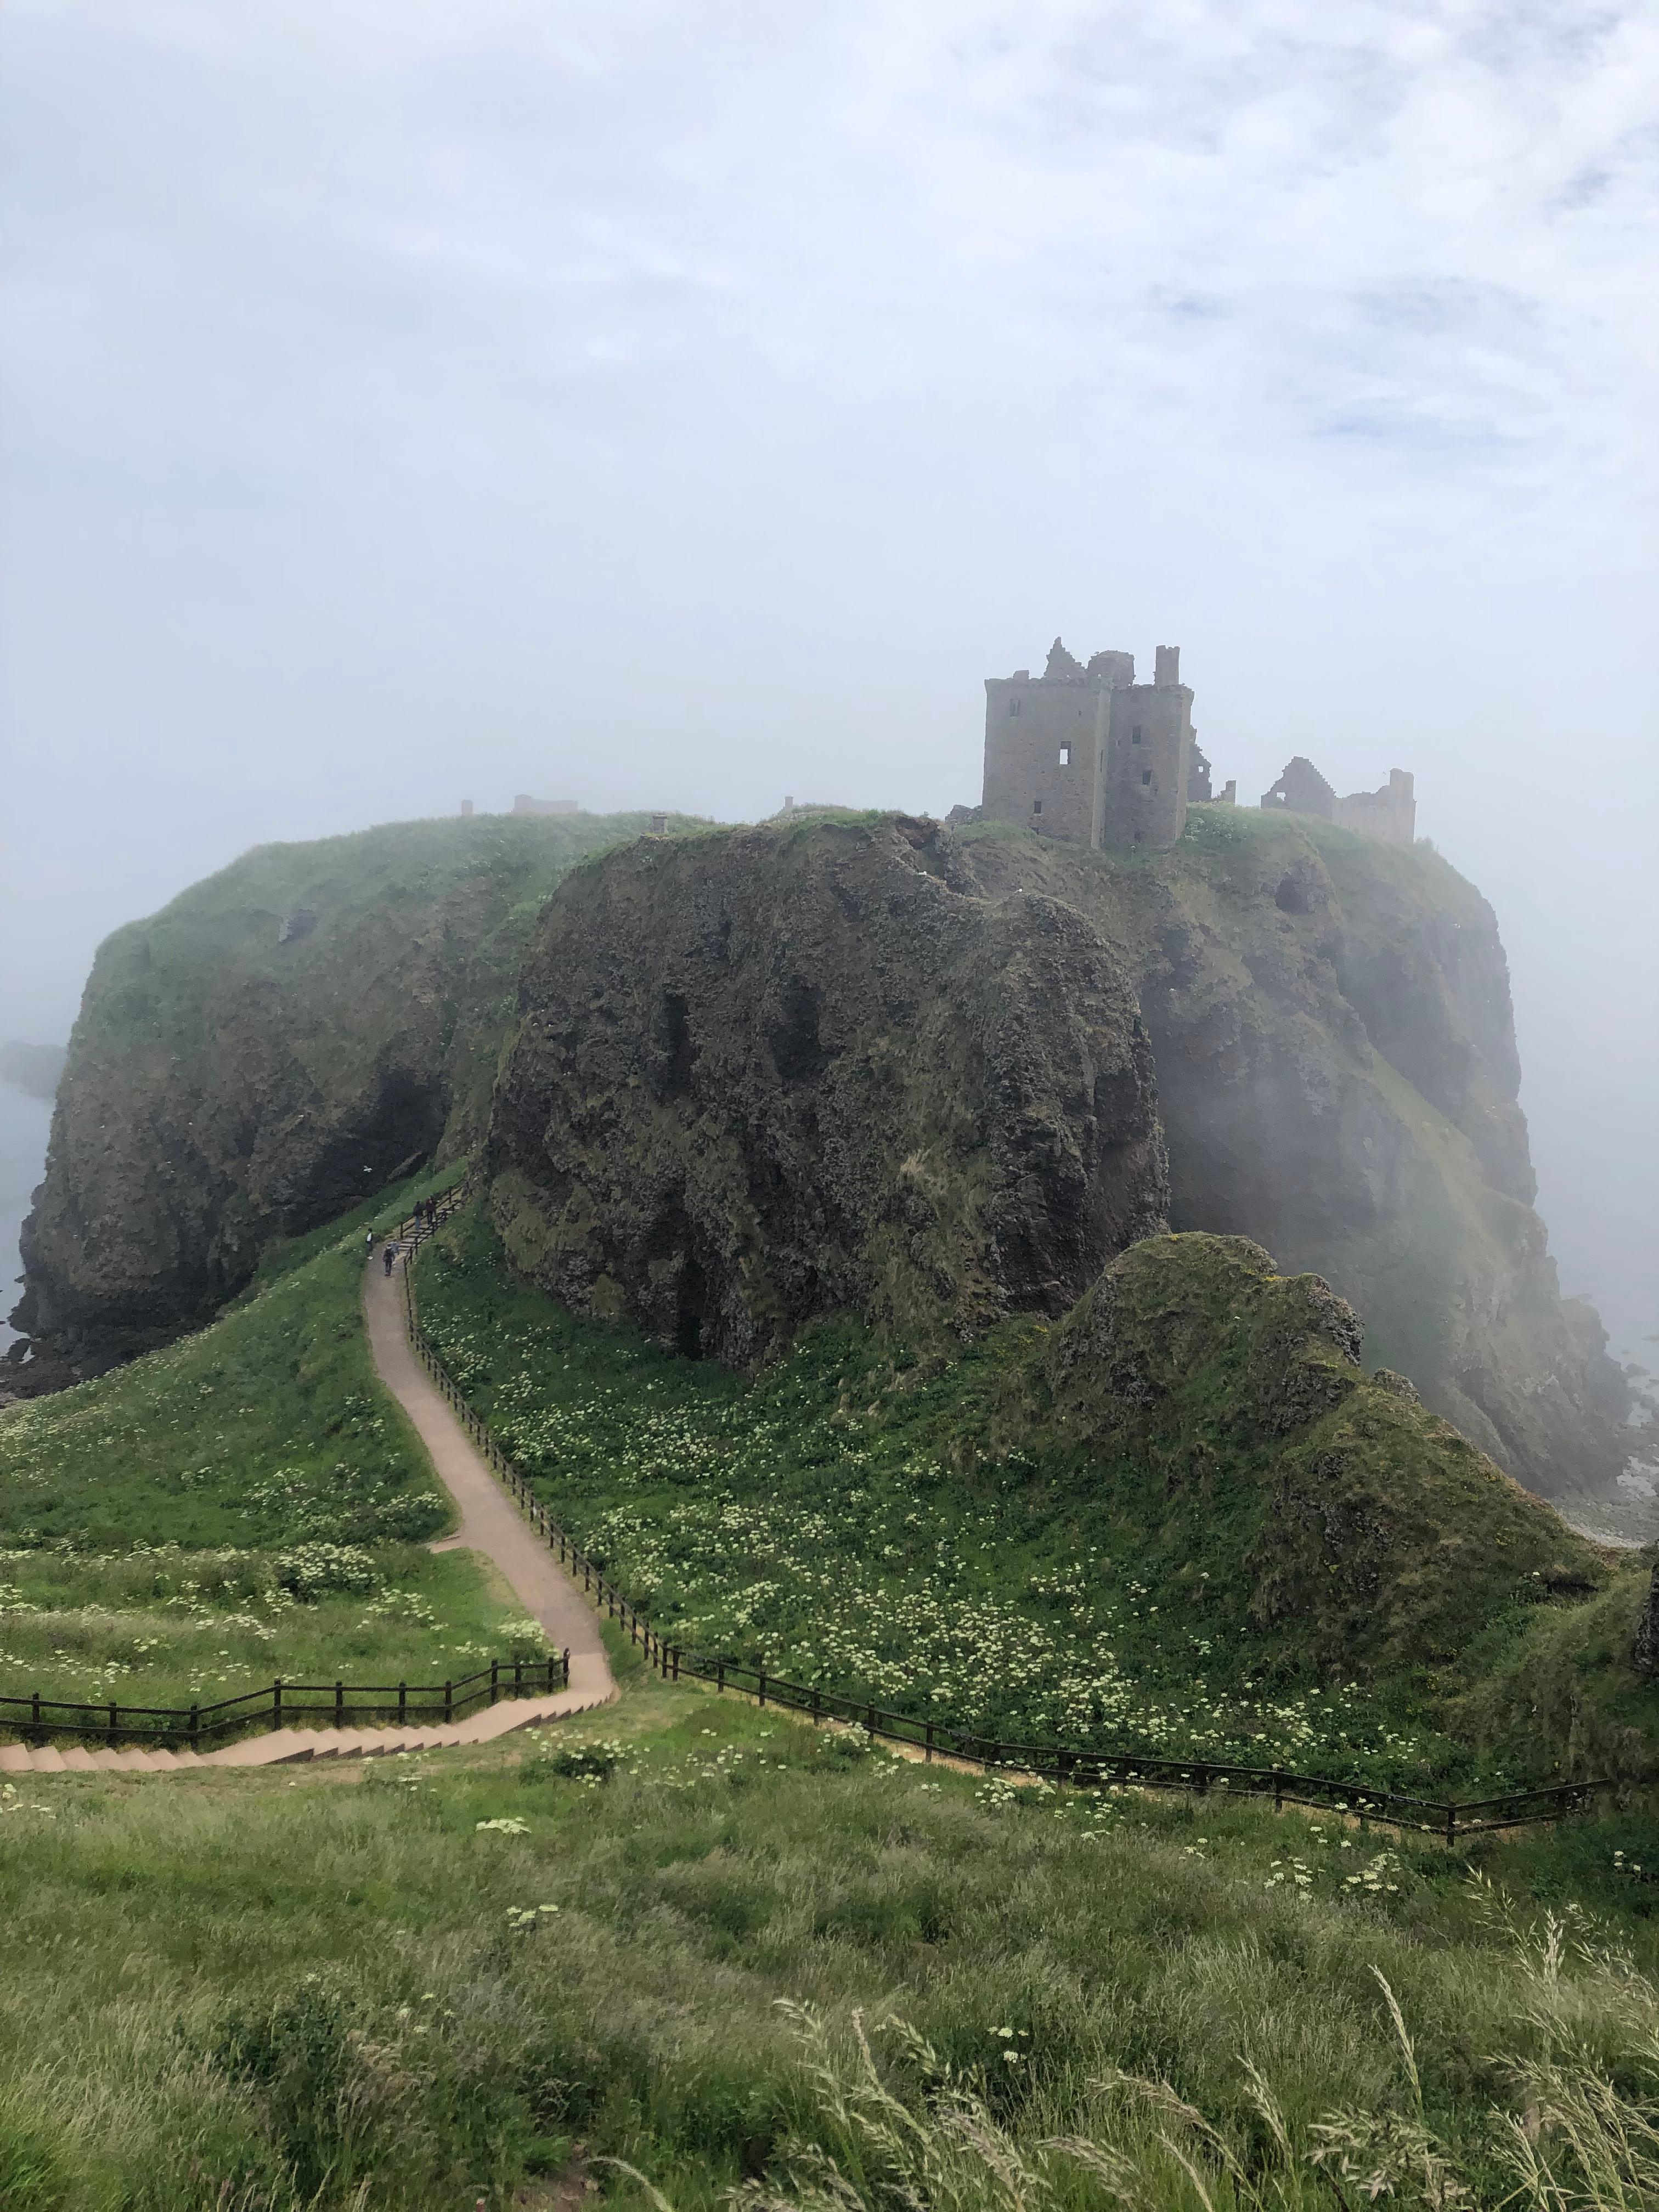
left=14, top=813, right=661, bottom=1362
left=1046, top=1233, right=1606, bottom=1675
left=489, top=816, right=1168, bottom=1363
left=14, top=802, right=1634, bottom=1505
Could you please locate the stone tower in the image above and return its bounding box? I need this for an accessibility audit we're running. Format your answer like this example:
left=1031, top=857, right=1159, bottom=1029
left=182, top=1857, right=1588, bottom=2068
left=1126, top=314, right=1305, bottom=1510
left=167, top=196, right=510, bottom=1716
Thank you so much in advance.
left=981, top=637, right=1194, bottom=851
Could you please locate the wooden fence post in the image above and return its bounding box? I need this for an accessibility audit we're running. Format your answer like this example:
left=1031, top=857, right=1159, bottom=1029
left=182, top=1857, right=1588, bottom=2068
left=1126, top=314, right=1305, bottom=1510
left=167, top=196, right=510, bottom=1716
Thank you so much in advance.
left=925, top=1722, right=934, bottom=1763
left=444, top=1679, right=454, bottom=1724
left=335, top=1680, right=345, bottom=1729
left=398, top=1681, right=407, bottom=1722
left=189, top=1703, right=200, bottom=1750
left=490, top=1659, right=500, bottom=1707
left=274, top=1679, right=283, bottom=1728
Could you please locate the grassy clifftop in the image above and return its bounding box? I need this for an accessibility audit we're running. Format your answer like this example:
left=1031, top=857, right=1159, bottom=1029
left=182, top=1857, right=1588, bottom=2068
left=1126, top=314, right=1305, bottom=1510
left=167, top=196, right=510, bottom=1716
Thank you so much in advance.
left=14, top=811, right=677, bottom=1363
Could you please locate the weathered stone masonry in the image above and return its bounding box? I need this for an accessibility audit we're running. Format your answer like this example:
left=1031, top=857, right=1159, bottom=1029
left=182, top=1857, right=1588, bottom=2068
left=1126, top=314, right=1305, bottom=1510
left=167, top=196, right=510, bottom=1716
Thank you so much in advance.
left=978, top=635, right=1417, bottom=853
left=981, top=637, right=1197, bottom=853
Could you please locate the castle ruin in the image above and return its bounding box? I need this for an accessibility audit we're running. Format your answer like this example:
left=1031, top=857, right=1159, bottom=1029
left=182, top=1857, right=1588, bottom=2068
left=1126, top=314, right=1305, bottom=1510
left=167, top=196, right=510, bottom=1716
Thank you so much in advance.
left=977, top=635, right=1415, bottom=853
left=1260, top=759, right=1416, bottom=847
left=981, top=637, right=1196, bottom=851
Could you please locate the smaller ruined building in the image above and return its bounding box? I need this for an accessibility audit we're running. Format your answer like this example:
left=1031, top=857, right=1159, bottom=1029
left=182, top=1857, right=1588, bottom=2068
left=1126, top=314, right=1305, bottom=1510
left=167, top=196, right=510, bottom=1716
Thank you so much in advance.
left=1260, top=759, right=1416, bottom=848
left=981, top=637, right=1197, bottom=851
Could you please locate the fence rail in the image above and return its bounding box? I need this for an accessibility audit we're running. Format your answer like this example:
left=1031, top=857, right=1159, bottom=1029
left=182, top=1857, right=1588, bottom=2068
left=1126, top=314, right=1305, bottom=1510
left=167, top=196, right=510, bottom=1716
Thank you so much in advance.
left=0, top=1652, right=569, bottom=1749
left=0, top=1179, right=575, bottom=1753
left=398, top=1198, right=1615, bottom=1844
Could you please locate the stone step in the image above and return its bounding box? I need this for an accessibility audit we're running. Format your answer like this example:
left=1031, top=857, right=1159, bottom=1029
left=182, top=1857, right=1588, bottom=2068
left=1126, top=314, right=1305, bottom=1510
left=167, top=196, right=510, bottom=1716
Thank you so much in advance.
left=0, top=1743, right=33, bottom=1774
left=60, top=1746, right=102, bottom=1771
left=29, top=1746, right=66, bottom=1773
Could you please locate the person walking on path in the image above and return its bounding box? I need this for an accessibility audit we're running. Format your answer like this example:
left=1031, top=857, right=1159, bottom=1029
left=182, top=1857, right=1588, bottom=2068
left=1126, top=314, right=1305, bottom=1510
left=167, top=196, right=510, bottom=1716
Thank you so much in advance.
left=382, top=1239, right=398, bottom=1277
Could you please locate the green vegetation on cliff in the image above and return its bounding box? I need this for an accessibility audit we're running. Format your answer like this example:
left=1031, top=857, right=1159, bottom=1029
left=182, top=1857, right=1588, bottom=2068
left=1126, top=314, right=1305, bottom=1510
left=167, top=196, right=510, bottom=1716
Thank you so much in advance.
left=18, top=806, right=1632, bottom=1503
left=488, top=813, right=1167, bottom=1364
left=0, top=1173, right=546, bottom=1720
left=951, top=806, right=1632, bottom=1499
left=418, top=1206, right=1650, bottom=1793
left=16, top=810, right=689, bottom=1362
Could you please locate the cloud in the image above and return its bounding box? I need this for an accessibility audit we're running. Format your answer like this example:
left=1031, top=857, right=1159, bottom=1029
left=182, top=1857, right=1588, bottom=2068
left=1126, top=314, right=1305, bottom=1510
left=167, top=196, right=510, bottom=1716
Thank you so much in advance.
left=1, top=0, right=1655, bottom=1347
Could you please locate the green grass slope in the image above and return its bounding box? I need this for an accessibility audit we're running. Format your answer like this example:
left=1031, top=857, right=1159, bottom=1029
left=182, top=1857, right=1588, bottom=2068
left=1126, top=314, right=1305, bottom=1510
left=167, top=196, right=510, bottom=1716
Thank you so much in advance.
left=417, top=1206, right=1651, bottom=1795
left=951, top=808, right=1632, bottom=1500
left=0, top=1173, right=546, bottom=1724
left=2, top=1673, right=1656, bottom=2212
left=17, top=809, right=699, bottom=1363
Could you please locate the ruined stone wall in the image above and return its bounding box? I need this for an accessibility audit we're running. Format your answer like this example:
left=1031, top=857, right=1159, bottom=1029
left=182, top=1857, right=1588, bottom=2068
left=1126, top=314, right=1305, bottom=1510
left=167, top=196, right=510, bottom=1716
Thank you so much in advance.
left=981, top=673, right=1107, bottom=845
left=1332, top=770, right=1416, bottom=847
left=1102, top=670, right=1192, bottom=851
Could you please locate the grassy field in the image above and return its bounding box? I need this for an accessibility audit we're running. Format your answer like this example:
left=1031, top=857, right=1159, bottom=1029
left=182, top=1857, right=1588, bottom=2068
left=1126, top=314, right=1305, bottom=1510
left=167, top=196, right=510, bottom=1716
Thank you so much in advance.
left=0, top=1173, right=549, bottom=1727
left=415, top=1206, right=1652, bottom=1799
left=1, top=1650, right=1656, bottom=2212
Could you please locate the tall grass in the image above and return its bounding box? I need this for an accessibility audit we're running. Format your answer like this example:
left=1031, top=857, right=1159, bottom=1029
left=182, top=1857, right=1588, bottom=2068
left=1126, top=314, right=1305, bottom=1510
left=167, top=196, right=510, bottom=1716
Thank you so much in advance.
left=0, top=1671, right=1655, bottom=2209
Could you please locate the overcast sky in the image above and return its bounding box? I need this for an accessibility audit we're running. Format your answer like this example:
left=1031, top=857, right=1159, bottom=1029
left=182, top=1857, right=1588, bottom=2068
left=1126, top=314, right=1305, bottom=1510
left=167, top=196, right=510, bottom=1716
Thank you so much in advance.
left=1, top=0, right=1655, bottom=1356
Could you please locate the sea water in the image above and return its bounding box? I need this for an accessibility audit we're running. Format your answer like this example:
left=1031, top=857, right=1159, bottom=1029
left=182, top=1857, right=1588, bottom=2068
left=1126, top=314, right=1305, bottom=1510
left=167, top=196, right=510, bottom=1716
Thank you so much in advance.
left=0, top=1084, right=51, bottom=1349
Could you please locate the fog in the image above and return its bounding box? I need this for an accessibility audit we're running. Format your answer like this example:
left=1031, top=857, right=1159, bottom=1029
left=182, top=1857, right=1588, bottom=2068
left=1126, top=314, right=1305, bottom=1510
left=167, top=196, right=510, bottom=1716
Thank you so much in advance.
left=2, top=2, right=1654, bottom=1361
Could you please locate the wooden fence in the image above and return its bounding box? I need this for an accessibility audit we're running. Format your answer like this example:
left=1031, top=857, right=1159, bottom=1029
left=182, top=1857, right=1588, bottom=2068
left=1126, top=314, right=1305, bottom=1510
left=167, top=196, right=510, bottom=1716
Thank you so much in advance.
left=0, top=1652, right=569, bottom=1750
left=398, top=1201, right=1615, bottom=1843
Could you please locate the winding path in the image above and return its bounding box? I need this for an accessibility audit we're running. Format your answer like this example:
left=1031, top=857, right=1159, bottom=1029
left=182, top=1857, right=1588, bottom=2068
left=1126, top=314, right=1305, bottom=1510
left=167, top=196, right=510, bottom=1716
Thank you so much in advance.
left=0, top=1256, right=614, bottom=1777
left=361, top=1256, right=614, bottom=1707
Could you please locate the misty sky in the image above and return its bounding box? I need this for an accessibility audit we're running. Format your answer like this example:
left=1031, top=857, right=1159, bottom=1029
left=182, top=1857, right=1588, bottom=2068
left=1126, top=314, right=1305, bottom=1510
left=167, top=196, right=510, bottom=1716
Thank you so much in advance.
left=1, top=1, right=1655, bottom=1357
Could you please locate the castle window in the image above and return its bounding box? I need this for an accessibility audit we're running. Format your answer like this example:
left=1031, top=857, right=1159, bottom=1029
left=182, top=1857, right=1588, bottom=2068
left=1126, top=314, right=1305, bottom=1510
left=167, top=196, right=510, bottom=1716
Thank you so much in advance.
left=1032, top=800, right=1043, bottom=815
left=1131, top=726, right=1143, bottom=744
left=1009, top=697, right=1021, bottom=718
left=1141, top=770, right=1152, bottom=786
left=1058, top=743, right=1071, bottom=766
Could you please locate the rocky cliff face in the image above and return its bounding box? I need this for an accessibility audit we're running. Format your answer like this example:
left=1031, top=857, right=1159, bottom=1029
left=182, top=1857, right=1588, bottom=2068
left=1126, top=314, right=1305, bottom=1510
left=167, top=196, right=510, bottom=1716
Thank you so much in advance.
left=489, top=816, right=1169, bottom=1363
left=15, top=798, right=1629, bottom=1503
left=950, top=808, right=1630, bottom=1498
left=14, top=814, right=653, bottom=1363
